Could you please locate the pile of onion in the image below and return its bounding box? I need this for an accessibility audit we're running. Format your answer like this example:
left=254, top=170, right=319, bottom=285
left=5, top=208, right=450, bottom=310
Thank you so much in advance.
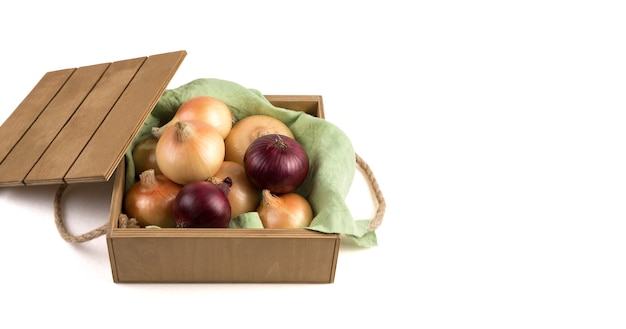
left=125, top=98, right=320, bottom=230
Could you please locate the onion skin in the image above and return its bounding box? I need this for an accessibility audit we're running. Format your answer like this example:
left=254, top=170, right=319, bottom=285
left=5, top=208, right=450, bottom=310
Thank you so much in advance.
left=156, top=120, right=225, bottom=185
left=132, top=138, right=162, bottom=176
left=244, top=134, right=309, bottom=194
left=124, top=169, right=182, bottom=228
left=257, top=189, right=313, bottom=229
left=152, top=96, right=233, bottom=139
left=210, top=161, right=260, bottom=219
left=224, top=114, right=294, bottom=166
left=173, top=180, right=232, bottom=228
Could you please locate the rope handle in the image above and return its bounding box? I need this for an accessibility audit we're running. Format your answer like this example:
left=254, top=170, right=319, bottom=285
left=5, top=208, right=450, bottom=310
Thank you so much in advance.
left=54, top=152, right=385, bottom=243
left=53, top=184, right=108, bottom=243
left=355, top=153, right=386, bottom=232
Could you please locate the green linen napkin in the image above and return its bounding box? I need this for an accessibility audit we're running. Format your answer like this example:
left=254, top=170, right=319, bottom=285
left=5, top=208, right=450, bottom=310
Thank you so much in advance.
left=124, top=78, right=377, bottom=247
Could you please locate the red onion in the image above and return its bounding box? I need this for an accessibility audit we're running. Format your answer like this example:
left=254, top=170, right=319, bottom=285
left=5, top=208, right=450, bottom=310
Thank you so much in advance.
left=243, top=134, right=309, bottom=194
left=173, top=177, right=232, bottom=228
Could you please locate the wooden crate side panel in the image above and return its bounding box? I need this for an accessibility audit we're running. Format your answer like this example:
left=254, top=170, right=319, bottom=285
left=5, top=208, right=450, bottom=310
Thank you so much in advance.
left=0, top=64, right=108, bottom=185
left=25, top=57, right=147, bottom=185
left=0, top=69, right=74, bottom=167
left=107, top=160, right=127, bottom=283
left=110, top=234, right=339, bottom=283
left=65, top=51, right=186, bottom=183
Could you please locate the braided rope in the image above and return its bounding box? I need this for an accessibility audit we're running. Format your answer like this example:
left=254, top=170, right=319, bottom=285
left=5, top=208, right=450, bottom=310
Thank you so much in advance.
left=355, top=153, right=386, bottom=232
left=54, top=184, right=107, bottom=243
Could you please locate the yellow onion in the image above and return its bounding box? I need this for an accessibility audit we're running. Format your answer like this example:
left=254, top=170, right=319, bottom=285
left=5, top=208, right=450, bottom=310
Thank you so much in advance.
left=210, top=161, right=260, bottom=219
left=124, top=169, right=182, bottom=228
left=152, top=95, right=233, bottom=139
left=257, top=189, right=313, bottom=229
left=132, top=138, right=162, bottom=176
left=156, top=120, right=225, bottom=185
left=224, top=114, right=294, bottom=166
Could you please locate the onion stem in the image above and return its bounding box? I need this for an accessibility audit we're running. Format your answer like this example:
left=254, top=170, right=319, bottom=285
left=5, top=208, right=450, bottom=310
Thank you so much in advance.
left=273, top=134, right=287, bottom=150
left=174, top=121, right=191, bottom=142
left=139, top=169, right=158, bottom=189
left=261, top=189, right=279, bottom=207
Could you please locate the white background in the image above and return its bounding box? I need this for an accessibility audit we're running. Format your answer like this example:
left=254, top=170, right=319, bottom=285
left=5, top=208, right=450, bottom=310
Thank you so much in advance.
left=1, top=1, right=625, bottom=328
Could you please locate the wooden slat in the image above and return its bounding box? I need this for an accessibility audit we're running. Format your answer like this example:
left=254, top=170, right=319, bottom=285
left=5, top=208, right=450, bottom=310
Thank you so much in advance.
left=25, top=57, right=147, bottom=185
left=0, top=69, right=74, bottom=166
left=0, top=50, right=186, bottom=187
left=65, top=50, right=186, bottom=183
left=0, top=64, right=109, bottom=186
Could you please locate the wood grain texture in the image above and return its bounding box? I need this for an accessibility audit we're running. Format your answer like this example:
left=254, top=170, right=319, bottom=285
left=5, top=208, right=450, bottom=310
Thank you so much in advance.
left=0, top=50, right=187, bottom=186
left=0, top=69, right=74, bottom=166
left=26, top=57, right=146, bottom=185
left=65, top=51, right=186, bottom=183
left=0, top=64, right=108, bottom=186
left=110, top=232, right=339, bottom=283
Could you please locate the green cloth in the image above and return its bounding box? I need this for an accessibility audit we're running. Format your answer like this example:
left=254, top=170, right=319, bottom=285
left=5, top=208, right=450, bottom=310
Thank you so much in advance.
left=124, top=78, right=377, bottom=247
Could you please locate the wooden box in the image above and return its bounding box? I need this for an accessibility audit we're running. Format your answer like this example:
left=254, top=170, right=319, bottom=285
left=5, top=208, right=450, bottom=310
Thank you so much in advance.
left=107, top=95, right=340, bottom=283
left=0, top=50, right=341, bottom=283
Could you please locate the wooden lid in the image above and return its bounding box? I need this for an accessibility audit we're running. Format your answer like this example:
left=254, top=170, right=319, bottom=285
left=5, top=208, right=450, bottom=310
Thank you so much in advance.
left=0, top=50, right=186, bottom=187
